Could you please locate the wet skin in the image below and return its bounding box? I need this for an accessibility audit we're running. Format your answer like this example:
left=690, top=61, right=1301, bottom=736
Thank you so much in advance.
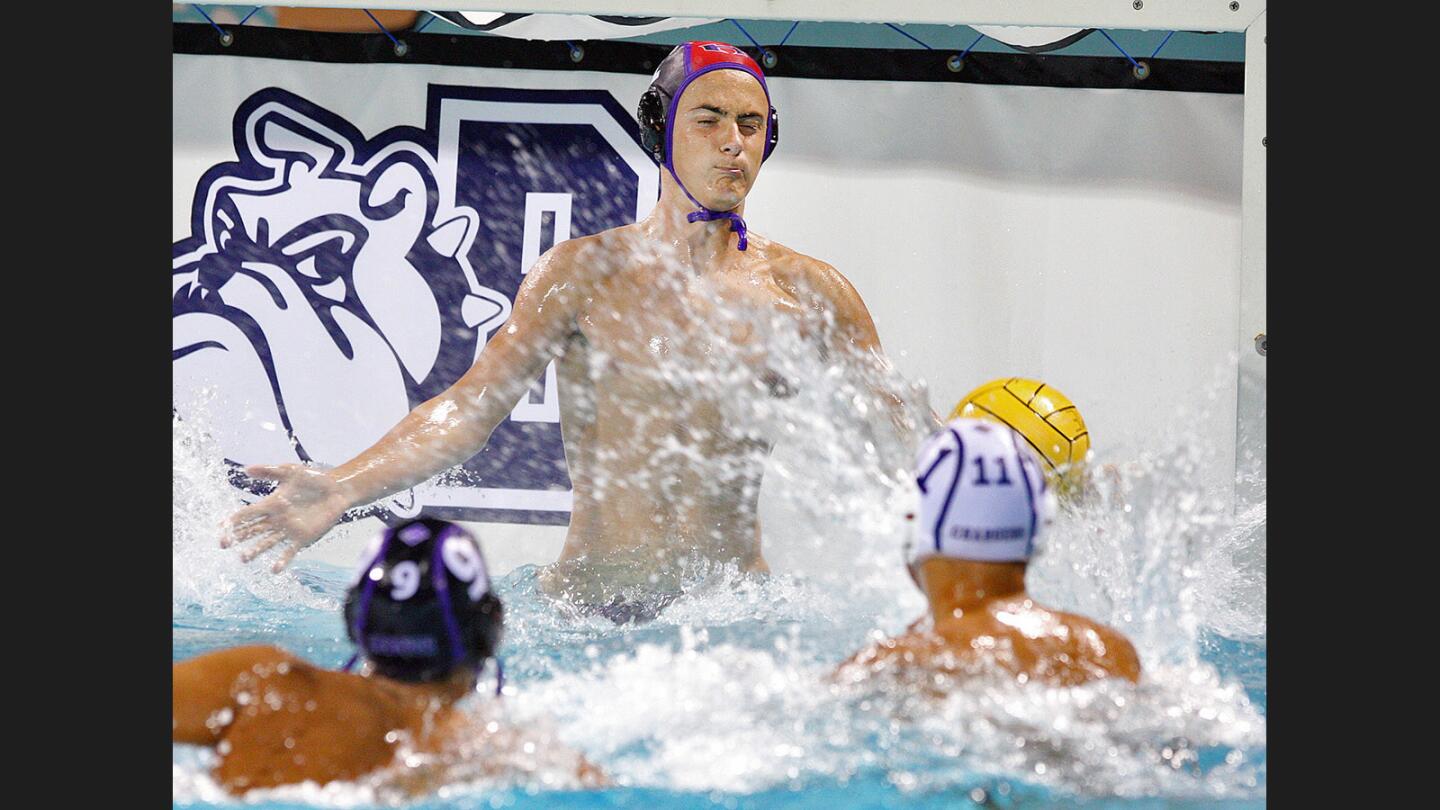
left=839, top=559, right=1142, bottom=689
left=172, top=645, right=603, bottom=794
left=539, top=221, right=895, bottom=600
left=224, top=69, right=919, bottom=603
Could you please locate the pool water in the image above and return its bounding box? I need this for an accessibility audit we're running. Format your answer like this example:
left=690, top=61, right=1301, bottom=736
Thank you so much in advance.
left=173, top=554, right=1265, bottom=808
left=174, top=337, right=1265, bottom=808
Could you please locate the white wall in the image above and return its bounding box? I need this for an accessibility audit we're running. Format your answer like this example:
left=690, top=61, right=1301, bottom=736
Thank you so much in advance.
left=750, top=76, right=1243, bottom=469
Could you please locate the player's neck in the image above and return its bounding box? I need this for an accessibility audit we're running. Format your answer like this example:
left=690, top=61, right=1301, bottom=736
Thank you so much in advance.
left=649, top=182, right=746, bottom=267
left=376, top=668, right=479, bottom=706
left=921, top=559, right=1029, bottom=621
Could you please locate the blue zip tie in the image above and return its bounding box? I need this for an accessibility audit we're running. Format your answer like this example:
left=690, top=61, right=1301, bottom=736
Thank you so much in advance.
left=728, top=19, right=764, bottom=51
left=728, top=19, right=774, bottom=64
left=779, top=21, right=800, bottom=47
left=884, top=22, right=932, bottom=50
left=1149, top=30, right=1176, bottom=59
left=237, top=6, right=260, bottom=26
left=415, top=14, right=435, bottom=34
left=1098, top=30, right=1141, bottom=69
left=363, top=8, right=402, bottom=49
left=191, top=5, right=227, bottom=39
left=959, top=32, right=986, bottom=60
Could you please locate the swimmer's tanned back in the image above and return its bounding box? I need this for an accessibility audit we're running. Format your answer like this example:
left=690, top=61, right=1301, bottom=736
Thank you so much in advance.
left=839, top=419, right=1140, bottom=688
left=174, top=519, right=601, bottom=794
left=223, top=42, right=923, bottom=613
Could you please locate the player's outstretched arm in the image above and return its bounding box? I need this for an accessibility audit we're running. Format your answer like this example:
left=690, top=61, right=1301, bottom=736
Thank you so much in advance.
left=222, top=240, right=590, bottom=571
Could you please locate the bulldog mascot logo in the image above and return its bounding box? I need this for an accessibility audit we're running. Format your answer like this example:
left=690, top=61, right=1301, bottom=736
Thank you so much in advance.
left=173, top=85, right=656, bottom=523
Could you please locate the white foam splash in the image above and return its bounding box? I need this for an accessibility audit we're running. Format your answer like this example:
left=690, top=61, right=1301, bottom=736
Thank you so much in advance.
left=173, top=241, right=1264, bottom=804
left=172, top=393, right=335, bottom=615
left=507, top=633, right=1263, bottom=800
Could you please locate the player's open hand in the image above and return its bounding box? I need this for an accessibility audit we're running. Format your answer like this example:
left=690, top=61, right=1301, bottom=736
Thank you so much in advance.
left=220, top=464, right=352, bottom=572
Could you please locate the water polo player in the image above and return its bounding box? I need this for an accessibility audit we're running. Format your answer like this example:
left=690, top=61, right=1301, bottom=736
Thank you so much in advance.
left=223, top=41, right=925, bottom=622
left=174, top=519, right=602, bottom=794
left=838, top=418, right=1140, bottom=687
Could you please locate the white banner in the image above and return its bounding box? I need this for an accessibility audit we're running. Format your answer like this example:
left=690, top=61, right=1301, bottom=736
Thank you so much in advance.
left=173, top=52, right=1241, bottom=553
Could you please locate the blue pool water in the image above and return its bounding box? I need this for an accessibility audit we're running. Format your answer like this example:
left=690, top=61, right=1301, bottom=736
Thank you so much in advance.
left=173, top=360, right=1266, bottom=810
left=172, top=558, right=1265, bottom=809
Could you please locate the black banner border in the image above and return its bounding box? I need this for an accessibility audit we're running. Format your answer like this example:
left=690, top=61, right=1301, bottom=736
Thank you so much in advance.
left=173, top=23, right=1242, bottom=95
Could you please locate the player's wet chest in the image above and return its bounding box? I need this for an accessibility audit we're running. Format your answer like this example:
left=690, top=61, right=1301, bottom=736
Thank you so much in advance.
left=577, top=268, right=794, bottom=367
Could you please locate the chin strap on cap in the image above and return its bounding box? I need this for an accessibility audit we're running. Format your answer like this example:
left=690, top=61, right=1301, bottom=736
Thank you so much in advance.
left=664, top=155, right=750, bottom=251
left=686, top=208, right=748, bottom=250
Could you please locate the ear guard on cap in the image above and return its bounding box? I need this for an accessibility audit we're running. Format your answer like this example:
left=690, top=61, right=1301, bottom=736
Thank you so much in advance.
left=764, top=106, right=779, bottom=160
left=637, top=87, right=667, bottom=163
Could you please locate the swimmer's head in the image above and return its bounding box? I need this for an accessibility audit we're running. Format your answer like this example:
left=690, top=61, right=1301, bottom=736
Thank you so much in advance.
left=343, top=518, right=504, bottom=684
left=904, top=418, right=1057, bottom=587
left=638, top=42, right=778, bottom=213
left=950, top=377, right=1092, bottom=499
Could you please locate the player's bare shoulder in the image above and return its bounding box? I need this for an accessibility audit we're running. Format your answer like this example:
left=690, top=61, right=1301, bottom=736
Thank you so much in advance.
left=526, top=232, right=595, bottom=284
left=1053, top=609, right=1143, bottom=682
left=749, top=235, right=879, bottom=349
left=742, top=237, right=829, bottom=306
left=527, top=224, right=647, bottom=291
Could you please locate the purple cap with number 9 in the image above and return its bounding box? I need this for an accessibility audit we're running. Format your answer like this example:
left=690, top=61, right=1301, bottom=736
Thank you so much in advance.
left=342, top=518, right=504, bottom=685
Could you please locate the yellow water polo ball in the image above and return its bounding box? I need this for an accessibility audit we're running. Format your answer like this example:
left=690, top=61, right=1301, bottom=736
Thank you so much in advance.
left=949, top=377, right=1091, bottom=489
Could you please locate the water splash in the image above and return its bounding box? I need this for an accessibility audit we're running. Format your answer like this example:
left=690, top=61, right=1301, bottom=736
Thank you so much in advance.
left=1027, top=354, right=1266, bottom=660
left=173, top=244, right=1263, bottom=806
left=173, top=391, right=336, bottom=616
left=508, top=634, right=1263, bottom=800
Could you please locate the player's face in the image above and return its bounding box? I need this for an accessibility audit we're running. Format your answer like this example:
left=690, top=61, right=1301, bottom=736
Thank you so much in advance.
left=669, top=70, right=769, bottom=211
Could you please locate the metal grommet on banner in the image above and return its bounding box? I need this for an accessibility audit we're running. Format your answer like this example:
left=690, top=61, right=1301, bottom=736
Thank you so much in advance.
left=1099, top=30, right=1145, bottom=79
left=363, top=9, right=408, bottom=58
left=948, top=32, right=985, bottom=75
left=1132, top=60, right=1150, bottom=80
left=724, top=19, right=793, bottom=71
left=728, top=18, right=779, bottom=70
left=1254, top=333, right=1266, bottom=356
left=1133, top=0, right=1144, bottom=9
left=193, top=4, right=232, bottom=46
left=567, top=41, right=585, bottom=63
